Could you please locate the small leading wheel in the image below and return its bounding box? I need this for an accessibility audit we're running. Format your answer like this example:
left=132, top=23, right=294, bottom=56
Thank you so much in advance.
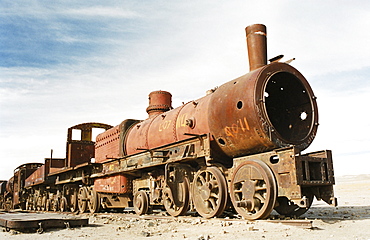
left=133, top=190, right=149, bottom=215
left=274, top=191, right=314, bottom=217
left=78, top=187, right=88, bottom=213
left=163, top=178, right=190, bottom=216
left=88, top=187, right=101, bottom=213
left=192, top=167, right=228, bottom=218
left=230, top=160, right=277, bottom=220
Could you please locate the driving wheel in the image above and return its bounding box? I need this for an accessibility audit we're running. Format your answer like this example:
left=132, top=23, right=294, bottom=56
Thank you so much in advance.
left=88, top=187, right=101, bottom=213
left=163, top=178, right=190, bottom=216
left=230, top=160, right=277, bottom=220
left=78, top=186, right=88, bottom=213
left=192, top=167, right=228, bottom=218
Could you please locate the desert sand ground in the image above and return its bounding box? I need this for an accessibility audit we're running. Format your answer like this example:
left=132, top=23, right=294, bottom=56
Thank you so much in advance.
left=1, top=174, right=370, bottom=240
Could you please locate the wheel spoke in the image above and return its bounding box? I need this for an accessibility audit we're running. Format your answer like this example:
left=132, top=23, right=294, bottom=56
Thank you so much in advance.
left=210, top=180, right=219, bottom=188
left=208, top=198, right=217, bottom=210
left=198, top=175, right=206, bottom=185
left=205, top=172, right=210, bottom=182
left=255, top=185, right=267, bottom=191
left=254, top=192, right=266, bottom=203
left=210, top=192, right=219, bottom=199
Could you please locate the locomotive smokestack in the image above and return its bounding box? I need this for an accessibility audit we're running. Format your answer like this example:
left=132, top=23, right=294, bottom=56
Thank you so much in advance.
left=246, top=24, right=267, bottom=71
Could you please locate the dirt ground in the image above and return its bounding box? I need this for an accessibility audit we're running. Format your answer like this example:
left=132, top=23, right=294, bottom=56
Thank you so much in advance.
left=1, top=174, right=370, bottom=240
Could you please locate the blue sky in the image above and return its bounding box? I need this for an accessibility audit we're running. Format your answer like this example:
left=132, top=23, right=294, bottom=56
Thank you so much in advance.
left=1, top=0, right=370, bottom=179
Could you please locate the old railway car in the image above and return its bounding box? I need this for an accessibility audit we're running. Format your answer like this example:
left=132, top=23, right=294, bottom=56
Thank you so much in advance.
left=1, top=163, right=42, bottom=210
left=0, top=24, right=336, bottom=220
left=22, top=123, right=112, bottom=212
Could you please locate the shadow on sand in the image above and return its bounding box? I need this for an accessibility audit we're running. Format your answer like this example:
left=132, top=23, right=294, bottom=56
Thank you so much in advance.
left=300, top=205, right=370, bottom=223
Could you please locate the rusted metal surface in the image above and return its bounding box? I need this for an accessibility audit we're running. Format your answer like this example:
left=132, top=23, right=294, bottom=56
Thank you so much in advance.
left=94, top=174, right=130, bottom=194
left=246, top=23, right=267, bottom=71
left=95, top=125, right=121, bottom=163
left=124, top=92, right=213, bottom=156
left=146, top=90, right=172, bottom=117
left=24, top=158, right=65, bottom=187
left=162, top=164, right=190, bottom=217
left=95, top=134, right=211, bottom=177
left=208, top=62, right=318, bottom=158
left=95, top=119, right=139, bottom=163
left=67, top=142, right=95, bottom=167
left=230, top=146, right=337, bottom=219
left=230, top=159, right=277, bottom=220
left=24, top=165, right=45, bottom=187
left=67, top=122, right=112, bottom=167
left=47, top=158, right=66, bottom=174
left=298, top=150, right=335, bottom=184
left=0, top=211, right=88, bottom=232
left=192, top=167, right=228, bottom=218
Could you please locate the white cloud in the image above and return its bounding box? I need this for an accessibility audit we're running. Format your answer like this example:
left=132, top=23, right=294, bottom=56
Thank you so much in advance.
left=64, top=7, right=141, bottom=19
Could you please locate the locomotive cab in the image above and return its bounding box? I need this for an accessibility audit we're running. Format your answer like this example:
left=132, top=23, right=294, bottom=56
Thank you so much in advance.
left=66, top=123, right=113, bottom=167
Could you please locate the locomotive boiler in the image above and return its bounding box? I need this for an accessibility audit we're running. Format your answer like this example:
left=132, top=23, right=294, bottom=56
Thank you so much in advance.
left=0, top=24, right=336, bottom=220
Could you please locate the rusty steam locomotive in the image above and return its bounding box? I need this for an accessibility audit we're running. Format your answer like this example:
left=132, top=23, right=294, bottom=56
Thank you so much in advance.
left=0, top=24, right=337, bottom=220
